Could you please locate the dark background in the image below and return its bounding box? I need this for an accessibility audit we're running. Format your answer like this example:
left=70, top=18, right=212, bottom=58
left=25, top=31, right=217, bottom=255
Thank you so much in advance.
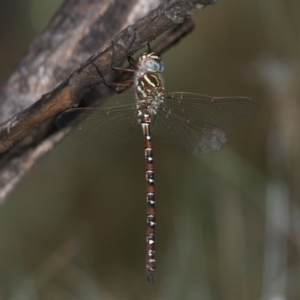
left=0, top=0, right=299, bottom=299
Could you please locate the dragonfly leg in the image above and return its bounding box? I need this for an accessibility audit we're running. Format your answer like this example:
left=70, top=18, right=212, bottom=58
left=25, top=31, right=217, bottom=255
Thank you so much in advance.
left=112, top=79, right=134, bottom=94
left=91, top=62, right=134, bottom=94
left=110, top=30, right=152, bottom=73
left=110, top=40, right=137, bottom=73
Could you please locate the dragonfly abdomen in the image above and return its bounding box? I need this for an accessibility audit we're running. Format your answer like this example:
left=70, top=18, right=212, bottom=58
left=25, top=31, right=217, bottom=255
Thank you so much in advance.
left=141, top=115, right=156, bottom=282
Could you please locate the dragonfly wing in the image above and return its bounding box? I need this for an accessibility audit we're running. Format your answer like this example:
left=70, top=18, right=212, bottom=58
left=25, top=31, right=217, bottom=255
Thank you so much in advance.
left=101, top=88, right=137, bottom=108
left=151, top=109, right=226, bottom=155
left=56, top=106, right=140, bottom=146
left=85, top=86, right=137, bottom=108
left=164, top=92, right=258, bottom=128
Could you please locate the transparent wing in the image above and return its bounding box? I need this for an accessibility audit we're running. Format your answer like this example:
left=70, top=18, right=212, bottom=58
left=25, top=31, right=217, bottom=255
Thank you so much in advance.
left=86, top=86, right=137, bottom=108
left=56, top=105, right=140, bottom=146
left=151, top=109, right=226, bottom=155
left=164, top=92, right=258, bottom=127
left=101, top=87, right=136, bottom=108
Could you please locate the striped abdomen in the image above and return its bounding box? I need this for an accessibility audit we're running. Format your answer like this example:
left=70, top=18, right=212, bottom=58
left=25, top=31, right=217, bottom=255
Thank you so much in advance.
left=141, top=114, right=156, bottom=282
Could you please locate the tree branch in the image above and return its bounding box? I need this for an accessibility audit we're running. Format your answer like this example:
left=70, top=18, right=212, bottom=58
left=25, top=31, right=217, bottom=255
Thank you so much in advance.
left=0, top=0, right=216, bottom=204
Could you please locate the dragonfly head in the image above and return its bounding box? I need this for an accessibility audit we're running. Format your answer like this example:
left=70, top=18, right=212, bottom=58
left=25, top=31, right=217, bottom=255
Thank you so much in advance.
left=139, top=52, right=164, bottom=73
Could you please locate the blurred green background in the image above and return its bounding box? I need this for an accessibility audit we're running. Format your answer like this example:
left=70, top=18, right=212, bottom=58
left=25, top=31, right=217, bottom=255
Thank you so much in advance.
left=1, top=0, right=300, bottom=299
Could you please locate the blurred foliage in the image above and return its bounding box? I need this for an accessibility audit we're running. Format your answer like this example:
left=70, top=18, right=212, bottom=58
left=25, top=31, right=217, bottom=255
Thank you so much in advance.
left=0, top=0, right=300, bottom=299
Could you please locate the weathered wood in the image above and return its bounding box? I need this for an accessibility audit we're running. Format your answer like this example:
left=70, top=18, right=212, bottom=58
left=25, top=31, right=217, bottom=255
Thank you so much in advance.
left=0, top=0, right=217, bottom=204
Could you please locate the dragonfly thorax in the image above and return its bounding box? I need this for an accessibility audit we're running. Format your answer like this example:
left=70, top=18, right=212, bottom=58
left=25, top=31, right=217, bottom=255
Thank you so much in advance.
left=135, top=70, right=166, bottom=117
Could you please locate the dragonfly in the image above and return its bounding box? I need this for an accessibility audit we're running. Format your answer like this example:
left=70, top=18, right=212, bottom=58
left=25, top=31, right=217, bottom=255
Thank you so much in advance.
left=56, top=47, right=258, bottom=282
